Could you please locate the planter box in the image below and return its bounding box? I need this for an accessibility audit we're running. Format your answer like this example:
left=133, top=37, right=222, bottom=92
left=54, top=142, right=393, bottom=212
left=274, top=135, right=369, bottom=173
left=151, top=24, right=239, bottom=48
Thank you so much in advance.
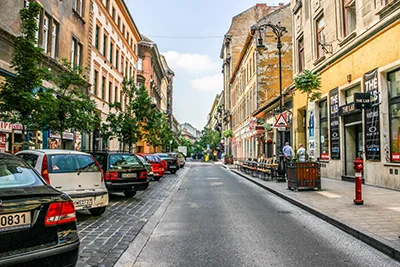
left=224, top=156, right=233, bottom=165
left=287, top=162, right=321, bottom=191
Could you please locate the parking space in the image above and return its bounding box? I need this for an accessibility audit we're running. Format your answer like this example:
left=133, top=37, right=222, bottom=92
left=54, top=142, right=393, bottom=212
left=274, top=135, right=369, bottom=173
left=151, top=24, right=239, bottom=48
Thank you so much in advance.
left=76, top=168, right=189, bottom=267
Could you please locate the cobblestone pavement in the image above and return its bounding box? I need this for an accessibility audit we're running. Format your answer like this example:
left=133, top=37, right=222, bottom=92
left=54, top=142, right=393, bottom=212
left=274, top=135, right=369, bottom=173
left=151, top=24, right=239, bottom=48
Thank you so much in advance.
left=76, top=167, right=189, bottom=267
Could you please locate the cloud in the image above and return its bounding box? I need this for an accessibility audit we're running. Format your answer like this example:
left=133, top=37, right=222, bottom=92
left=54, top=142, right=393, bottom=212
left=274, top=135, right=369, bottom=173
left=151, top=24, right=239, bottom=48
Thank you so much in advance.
left=190, top=73, right=223, bottom=92
left=163, top=51, right=218, bottom=73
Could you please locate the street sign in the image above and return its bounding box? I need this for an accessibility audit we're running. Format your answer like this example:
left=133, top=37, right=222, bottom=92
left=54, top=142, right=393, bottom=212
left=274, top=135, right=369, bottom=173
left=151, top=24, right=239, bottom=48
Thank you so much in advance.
left=274, top=114, right=289, bottom=128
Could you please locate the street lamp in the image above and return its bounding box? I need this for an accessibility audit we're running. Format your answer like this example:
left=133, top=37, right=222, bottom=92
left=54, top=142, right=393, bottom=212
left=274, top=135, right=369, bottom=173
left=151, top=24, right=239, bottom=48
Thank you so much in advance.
left=169, top=139, right=172, bottom=152
left=251, top=22, right=287, bottom=177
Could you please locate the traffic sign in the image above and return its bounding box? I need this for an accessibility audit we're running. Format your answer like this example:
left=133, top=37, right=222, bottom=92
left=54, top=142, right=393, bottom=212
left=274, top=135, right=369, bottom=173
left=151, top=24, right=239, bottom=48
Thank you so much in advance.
left=274, top=114, right=289, bottom=128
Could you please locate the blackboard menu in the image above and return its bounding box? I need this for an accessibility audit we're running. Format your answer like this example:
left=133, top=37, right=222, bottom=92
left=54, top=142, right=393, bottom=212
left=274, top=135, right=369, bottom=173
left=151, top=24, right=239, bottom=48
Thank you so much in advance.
left=364, top=69, right=381, bottom=161
left=329, top=88, right=340, bottom=159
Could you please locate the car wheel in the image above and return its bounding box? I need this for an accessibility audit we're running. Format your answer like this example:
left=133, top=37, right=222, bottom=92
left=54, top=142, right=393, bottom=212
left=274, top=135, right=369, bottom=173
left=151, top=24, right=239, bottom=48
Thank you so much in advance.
left=154, top=177, right=160, bottom=181
left=171, top=170, right=177, bottom=174
left=124, top=190, right=137, bottom=197
left=89, top=206, right=106, bottom=216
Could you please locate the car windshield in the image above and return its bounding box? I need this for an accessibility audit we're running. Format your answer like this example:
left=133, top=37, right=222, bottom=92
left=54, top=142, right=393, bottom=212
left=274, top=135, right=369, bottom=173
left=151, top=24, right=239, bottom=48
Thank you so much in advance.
left=136, top=155, right=147, bottom=164
left=109, top=154, right=141, bottom=170
left=156, top=154, right=169, bottom=159
left=48, top=154, right=100, bottom=173
left=145, top=155, right=160, bottom=162
left=0, top=155, right=43, bottom=189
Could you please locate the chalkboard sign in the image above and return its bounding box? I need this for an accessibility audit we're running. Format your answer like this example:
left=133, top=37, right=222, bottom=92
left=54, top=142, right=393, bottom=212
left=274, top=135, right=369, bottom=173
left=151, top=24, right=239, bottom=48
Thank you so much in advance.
left=364, top=69, right=380, bottom=161
left=330, top=88, right=340, bottom=159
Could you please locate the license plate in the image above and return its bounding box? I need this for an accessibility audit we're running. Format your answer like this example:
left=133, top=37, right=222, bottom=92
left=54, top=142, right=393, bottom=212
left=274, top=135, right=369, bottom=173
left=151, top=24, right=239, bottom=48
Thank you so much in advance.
left=122, top=173, right=137, bottom=178
left=0, top=212, right=31, bottom=232
left=73, top=198, right=93, bottom=208
left=170, top=166, right=177, bottom=169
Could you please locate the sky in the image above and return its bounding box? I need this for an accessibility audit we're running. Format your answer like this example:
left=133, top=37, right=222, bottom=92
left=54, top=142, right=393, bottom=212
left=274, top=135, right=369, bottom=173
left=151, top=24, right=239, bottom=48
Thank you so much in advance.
left=128, top=0, right=290, bottom=131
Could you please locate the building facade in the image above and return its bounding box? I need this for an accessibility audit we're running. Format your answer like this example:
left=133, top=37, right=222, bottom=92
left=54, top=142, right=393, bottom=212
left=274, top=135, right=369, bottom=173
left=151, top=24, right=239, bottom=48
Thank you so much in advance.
left=89, top=0, right=141, bottom=151
left=0, top=0, right=93, bottom=152
left=291, top=0, right=400, bottom=189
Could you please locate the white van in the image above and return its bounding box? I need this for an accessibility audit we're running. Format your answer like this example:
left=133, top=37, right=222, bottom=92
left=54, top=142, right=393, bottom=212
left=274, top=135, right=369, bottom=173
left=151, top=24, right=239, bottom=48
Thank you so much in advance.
left=16, top=149, right=109, bottom=216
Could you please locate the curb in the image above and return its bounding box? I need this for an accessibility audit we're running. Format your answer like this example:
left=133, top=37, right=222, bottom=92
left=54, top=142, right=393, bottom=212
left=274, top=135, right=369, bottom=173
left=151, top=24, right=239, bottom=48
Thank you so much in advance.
left=114, top=168, right=189, bottom=267
left=223, top=165, right=400, bottom=262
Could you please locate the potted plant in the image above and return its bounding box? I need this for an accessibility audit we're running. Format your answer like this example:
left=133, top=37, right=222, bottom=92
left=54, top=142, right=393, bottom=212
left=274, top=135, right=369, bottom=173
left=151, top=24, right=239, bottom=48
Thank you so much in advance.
left=224, top=153, right=233, bottom=164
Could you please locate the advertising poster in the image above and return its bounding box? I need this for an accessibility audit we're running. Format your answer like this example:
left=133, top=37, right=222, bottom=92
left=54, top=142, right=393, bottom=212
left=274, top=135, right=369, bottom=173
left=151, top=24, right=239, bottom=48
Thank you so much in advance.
left=329, top=88, right=340, bottom=159
left=308, top=102, right=315, bottom=158
left=364, top=69, right=381, bottom=161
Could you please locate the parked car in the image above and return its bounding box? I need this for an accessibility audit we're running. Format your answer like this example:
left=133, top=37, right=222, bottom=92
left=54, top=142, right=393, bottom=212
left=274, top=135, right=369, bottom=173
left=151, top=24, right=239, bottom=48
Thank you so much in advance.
left=0, top=152, right=79, bottom=267
left=135, top=154, right=154, bottom=181
left=169, top=152, right=186, bottom=168
left=16, top=149, right=108, bottom=216
left=90, top=151, right=149, bottom=197
left=138, top=154, right=165, bottom=181
left=155, top=153, right=179, bottom=174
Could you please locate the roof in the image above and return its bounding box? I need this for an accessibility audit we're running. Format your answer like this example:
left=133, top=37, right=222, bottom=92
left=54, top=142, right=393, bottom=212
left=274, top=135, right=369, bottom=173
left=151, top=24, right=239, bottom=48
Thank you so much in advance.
left=18, top=149, right=91, bottom=155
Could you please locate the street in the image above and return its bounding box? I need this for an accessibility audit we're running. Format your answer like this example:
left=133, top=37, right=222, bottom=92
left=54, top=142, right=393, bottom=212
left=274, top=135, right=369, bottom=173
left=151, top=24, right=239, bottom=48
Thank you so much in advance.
left=128, top=162, right=399, bottom=267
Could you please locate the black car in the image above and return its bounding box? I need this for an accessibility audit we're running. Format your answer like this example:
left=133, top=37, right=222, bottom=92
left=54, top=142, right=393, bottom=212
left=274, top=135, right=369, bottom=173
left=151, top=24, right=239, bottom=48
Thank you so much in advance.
left=155, top=153, right=179, bottom=174
left=91, top=151, right=149, bottom=197
left=0, top=153, right=79, bottom=267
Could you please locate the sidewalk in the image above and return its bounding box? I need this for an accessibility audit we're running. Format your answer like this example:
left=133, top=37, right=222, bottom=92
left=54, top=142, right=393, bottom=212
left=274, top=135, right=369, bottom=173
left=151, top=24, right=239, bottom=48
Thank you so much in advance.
left=222, top=164, right=400, bottom=262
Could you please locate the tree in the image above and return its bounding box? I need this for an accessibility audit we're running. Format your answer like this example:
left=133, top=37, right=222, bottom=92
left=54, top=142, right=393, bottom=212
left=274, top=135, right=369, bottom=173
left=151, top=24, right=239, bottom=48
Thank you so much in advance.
left=0, top=2, right=47, bottom=147
left=198, top=127, right=221, bottom=152
left=294, top=69, right=322, bottom=148
left=42, top=60, right=100, bottom=147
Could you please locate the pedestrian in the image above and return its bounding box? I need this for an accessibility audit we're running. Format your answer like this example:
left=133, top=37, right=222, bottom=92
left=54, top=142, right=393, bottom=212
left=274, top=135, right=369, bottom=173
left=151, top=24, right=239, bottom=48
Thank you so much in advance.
left=297, top=143, right=307, bottom=162
left=282, top=142, right=293, bottom=158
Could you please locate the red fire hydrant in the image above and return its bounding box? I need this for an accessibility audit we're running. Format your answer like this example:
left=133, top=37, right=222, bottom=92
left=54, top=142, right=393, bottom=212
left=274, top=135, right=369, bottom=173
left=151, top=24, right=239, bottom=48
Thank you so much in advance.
left=353, top=157, right=364, bottom=205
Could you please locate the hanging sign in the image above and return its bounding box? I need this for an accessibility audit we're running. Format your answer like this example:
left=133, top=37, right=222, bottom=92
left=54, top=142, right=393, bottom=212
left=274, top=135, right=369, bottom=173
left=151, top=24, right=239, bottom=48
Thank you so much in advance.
left=329, top=88, right=340, bottom=159
left=364, top=68, right=381, bottom=161
left=0, top=134, right=6, bottom=153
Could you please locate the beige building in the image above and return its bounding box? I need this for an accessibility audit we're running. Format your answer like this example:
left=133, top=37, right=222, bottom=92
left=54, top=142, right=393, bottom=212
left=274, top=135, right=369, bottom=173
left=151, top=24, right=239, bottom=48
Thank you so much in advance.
left=291, top=0, right=400, bottom=189
left=89, top=0, right=141, bottom=151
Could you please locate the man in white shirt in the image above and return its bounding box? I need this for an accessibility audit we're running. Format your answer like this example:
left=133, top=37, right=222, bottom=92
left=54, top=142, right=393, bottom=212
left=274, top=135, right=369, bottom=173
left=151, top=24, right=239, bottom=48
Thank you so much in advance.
left=297, top=143, right=307, bottom=162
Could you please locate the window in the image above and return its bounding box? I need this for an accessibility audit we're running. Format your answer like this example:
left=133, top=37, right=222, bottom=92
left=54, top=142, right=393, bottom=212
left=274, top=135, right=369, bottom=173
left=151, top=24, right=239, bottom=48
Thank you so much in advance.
left=71, top=38, right=82, bottom=68
left=117, top=16, right=121, bottom=27
left=93, top=70, right=98, bottom=96
left=42, top=15, right=50, bottom=53
left=111, top=6, right=115, bottom=19
left=50, top=21, right=58, bottom=58
left=109, top=41, right=113, bottom=63
left=95, top=25, right=100, bottom=50
left=108, top=81, right=112, bottom=103
left=316, top=15, right=326, bottom=59
left=104, top=0, right=109, bottom=10
left=122, top=24, right=125, bottom=35
left=343, top=0, right=356, bottom=36
left=101, top=76, right=106, bottom=100
left=383, top=0, right=393, bottom=6
left=344, top=84, right=361, bottom=104
left=137, top=58, right=143, bottom=71
left=115, top=86, right=118, bottom=103
left=103, top=33, right=107, bottom=56
left=115, top=49, right=119, bottom=69
left=127, top=32, right=130, bottom=42
left=74, top=0, right=84, bottom=17
left=388, top=69, right=400, bottom=162
left=298, top=36, right=304, bottom=73
left=319, top=100, right=329, bottom=159
left=125, top=60, right=128, bottom=76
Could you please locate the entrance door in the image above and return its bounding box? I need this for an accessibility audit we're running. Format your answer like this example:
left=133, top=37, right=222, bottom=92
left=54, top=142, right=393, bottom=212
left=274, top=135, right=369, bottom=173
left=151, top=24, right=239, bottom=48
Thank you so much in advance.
left=345, top=122, right=363, bottom=176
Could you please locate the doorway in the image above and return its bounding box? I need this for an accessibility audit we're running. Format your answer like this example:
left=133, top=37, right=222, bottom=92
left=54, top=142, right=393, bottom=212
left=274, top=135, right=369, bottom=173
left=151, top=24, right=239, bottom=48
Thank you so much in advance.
left=344, top=114, right=363, bottom=176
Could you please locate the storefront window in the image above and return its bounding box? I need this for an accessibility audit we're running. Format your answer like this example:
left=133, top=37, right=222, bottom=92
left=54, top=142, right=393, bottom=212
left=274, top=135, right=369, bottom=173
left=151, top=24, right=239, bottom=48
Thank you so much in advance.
left=319, top=100, right=329, bottom=160
left=388, top=69, right=400, bottom=162
left=345, top=84, right=361, bottom=104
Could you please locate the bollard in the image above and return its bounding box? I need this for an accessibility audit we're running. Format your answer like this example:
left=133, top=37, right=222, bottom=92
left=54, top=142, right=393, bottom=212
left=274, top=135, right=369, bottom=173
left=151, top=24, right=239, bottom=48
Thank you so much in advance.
left=353, top=157, right=364, bottom=205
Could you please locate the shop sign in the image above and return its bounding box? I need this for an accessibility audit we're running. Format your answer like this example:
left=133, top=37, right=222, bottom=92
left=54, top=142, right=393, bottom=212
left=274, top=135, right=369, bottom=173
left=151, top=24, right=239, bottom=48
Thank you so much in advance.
left=320, top=153, right=330, bottom=161
left=49, top=130, right=74, bottom=140
left=364, top=69, right=381, bottom=161
left=354, top=92, right=371, bottom=109
left=0, top=122, right=23, bottom=133
left=0, top=134, right=6, bottom=153
left=339, top=102, right=359, bottom=116
left=392, top=153, right=400, bottom=161
left=329, top=88, right=340, bottom=159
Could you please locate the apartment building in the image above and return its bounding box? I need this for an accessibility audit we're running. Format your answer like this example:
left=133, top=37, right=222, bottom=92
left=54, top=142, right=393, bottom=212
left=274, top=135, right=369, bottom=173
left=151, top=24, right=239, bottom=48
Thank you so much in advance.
left=89, top=0, right=141, bottom=151
left=0, top=0, right=92, bottom=151
left=291, top=0, right=400, bottom=189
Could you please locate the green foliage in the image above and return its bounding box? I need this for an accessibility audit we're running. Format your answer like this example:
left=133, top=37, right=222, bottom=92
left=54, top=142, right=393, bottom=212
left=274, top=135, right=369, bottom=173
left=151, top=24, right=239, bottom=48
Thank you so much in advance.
left=41, top=60, right=100, bottom=139
left=198, top=127, right=221, bottom=152
left=222, top=129, right=233, bottom=138
left=179, top=137, right=194, bottom=155
left=294, top=70, right=322, bottom=102
left=0, top=2, right=46, bottom=129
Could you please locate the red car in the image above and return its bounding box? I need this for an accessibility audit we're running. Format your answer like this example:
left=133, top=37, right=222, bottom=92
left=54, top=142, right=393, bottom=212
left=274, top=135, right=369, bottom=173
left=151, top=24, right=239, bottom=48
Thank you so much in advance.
left=138, top=154, right=165, bottom=181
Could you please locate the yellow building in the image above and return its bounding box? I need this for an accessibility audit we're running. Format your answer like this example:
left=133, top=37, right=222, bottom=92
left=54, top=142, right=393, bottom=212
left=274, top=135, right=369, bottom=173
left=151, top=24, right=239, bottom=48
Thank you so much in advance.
left=291, top=0, right=400, bottom=189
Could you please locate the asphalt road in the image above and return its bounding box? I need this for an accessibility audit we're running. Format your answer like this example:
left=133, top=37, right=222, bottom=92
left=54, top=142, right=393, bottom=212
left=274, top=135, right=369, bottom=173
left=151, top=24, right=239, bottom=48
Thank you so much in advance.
left=132, top=162, right=400, bottom=267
